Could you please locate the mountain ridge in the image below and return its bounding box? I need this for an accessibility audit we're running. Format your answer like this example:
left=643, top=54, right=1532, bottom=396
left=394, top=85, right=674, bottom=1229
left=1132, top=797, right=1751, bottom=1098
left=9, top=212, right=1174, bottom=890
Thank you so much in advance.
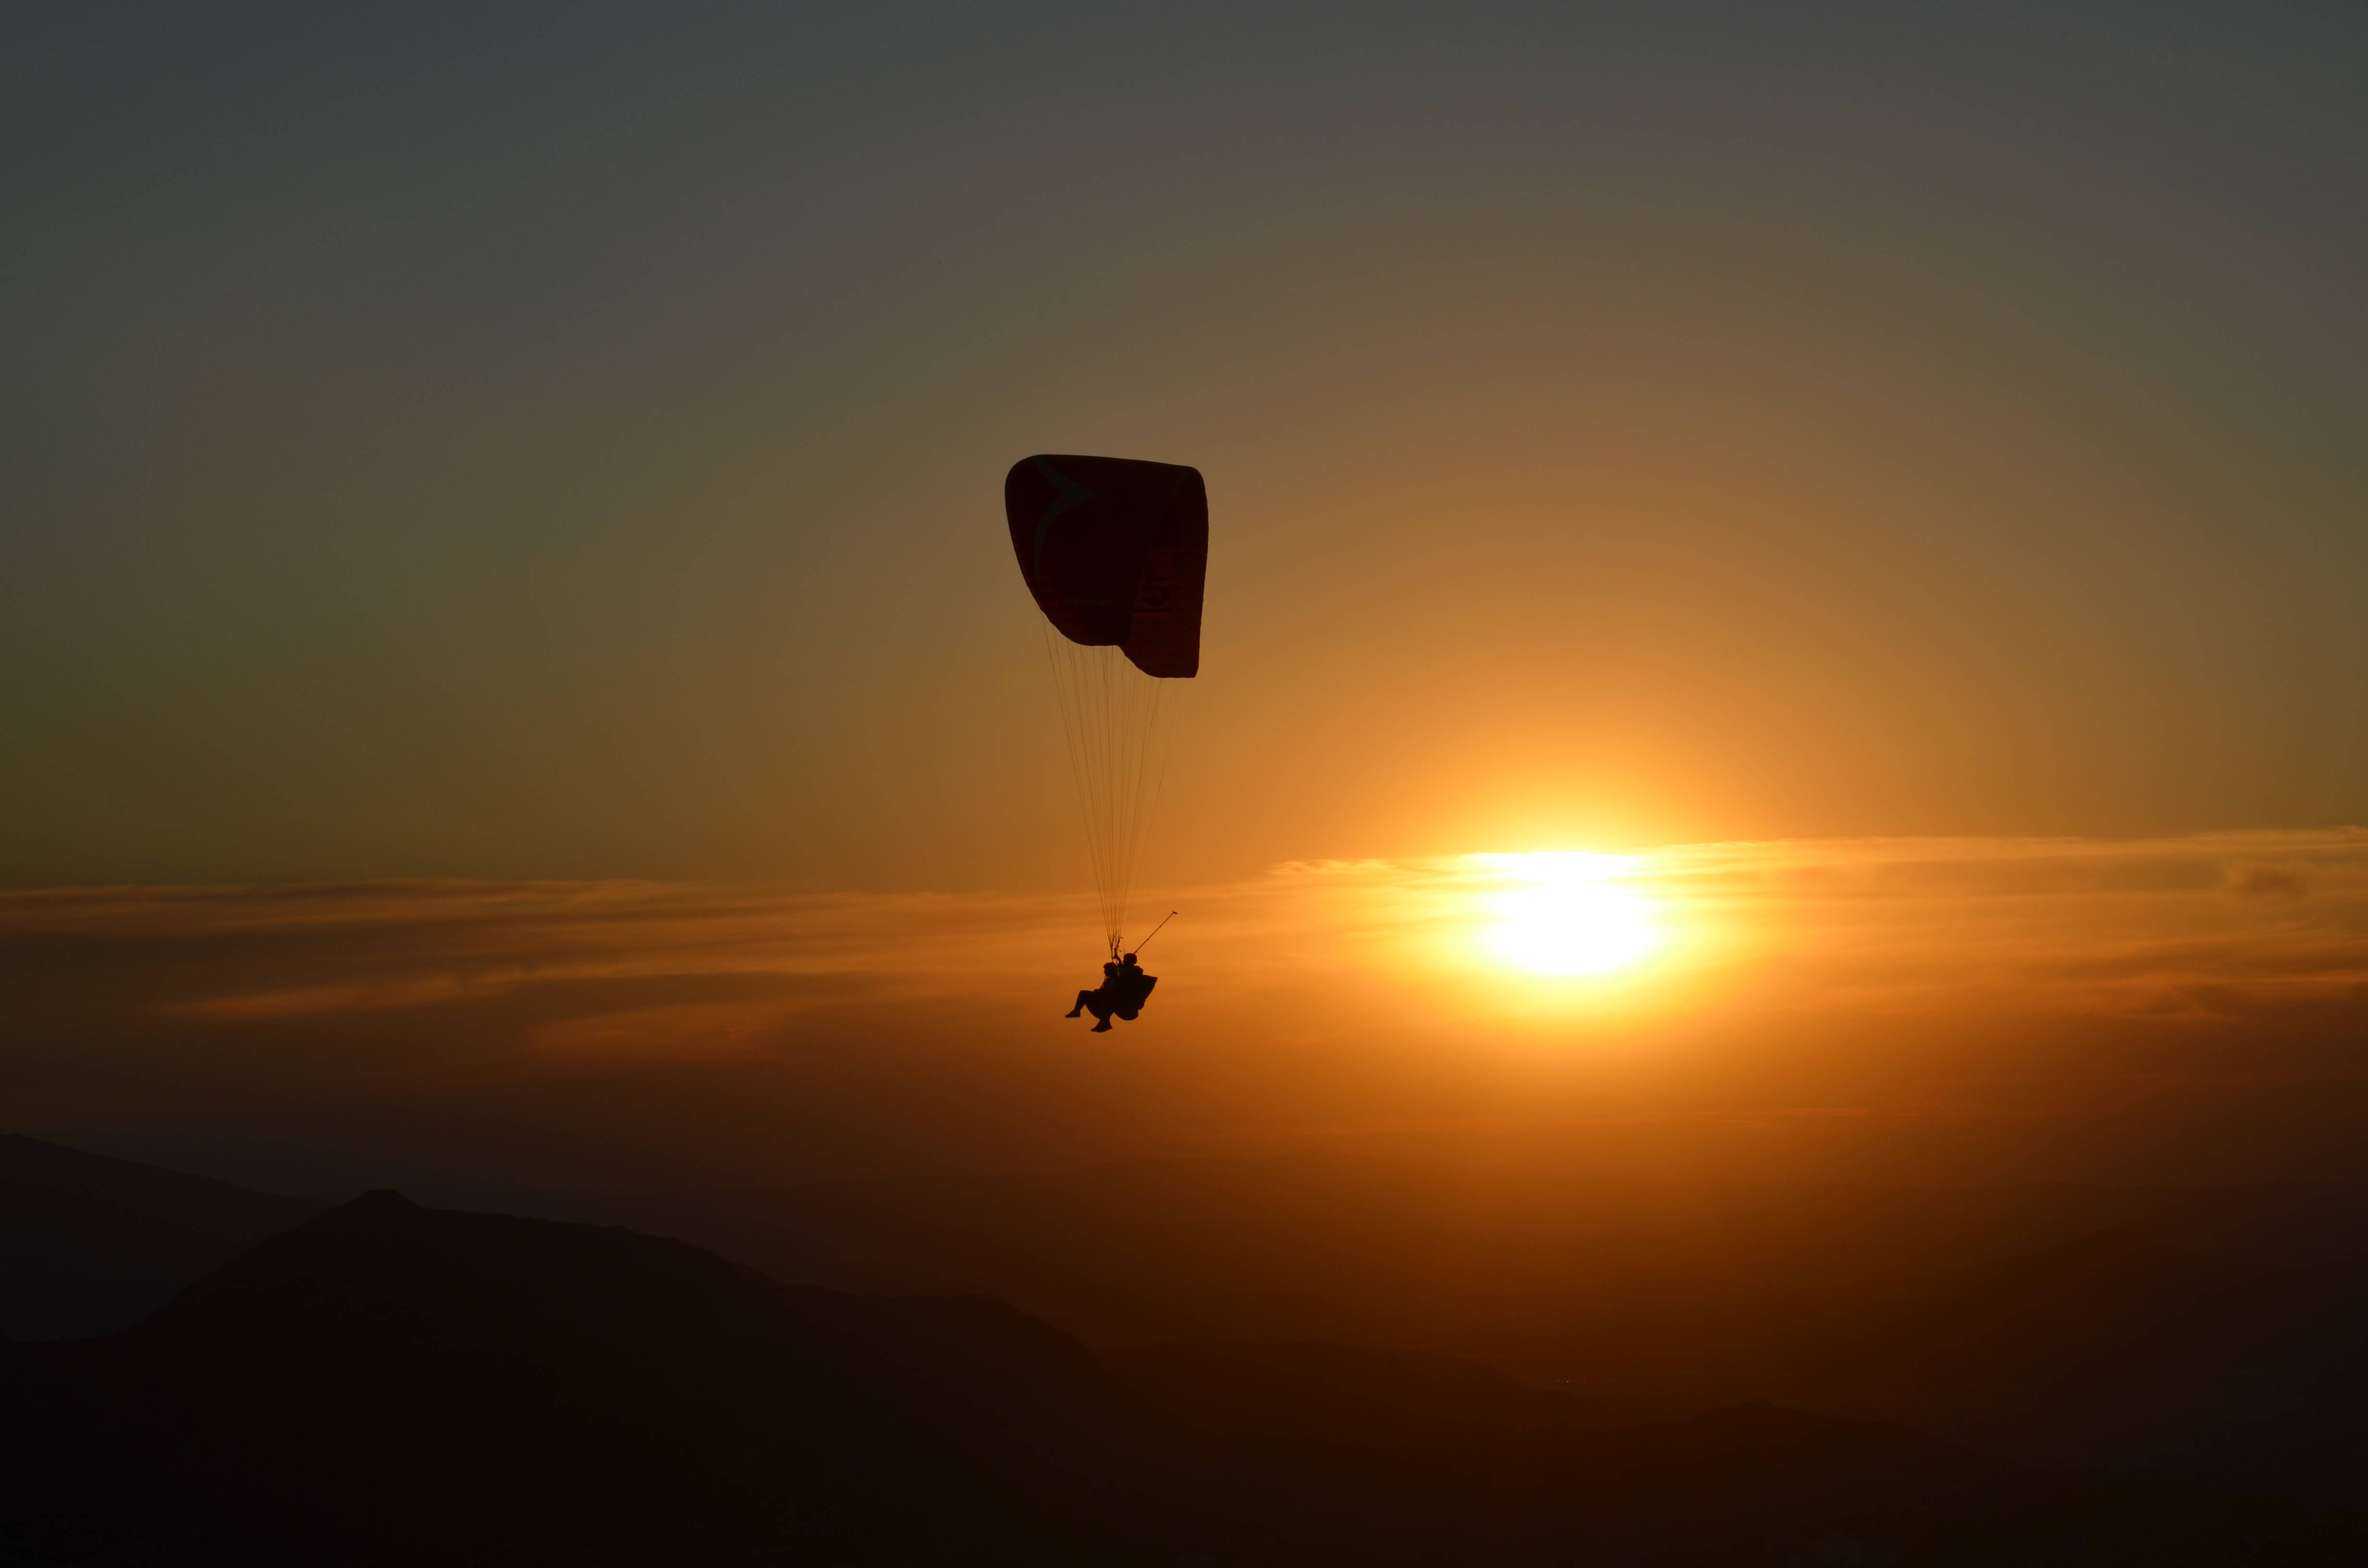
left=6, top=1188, right=2351, bottom=1565
left=0, top=1132, right=326, bottom=1339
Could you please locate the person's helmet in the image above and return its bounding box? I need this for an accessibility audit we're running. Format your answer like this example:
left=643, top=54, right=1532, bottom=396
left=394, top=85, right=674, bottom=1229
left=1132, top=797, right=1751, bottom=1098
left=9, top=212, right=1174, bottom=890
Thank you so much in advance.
left=1121, top=953, right=1138, bottom=964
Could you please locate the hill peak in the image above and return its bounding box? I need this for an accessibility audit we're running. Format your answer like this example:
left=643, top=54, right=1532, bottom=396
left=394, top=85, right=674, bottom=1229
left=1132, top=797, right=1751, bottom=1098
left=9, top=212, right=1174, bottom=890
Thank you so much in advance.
left=337, top=1188, right=423, bottom=1213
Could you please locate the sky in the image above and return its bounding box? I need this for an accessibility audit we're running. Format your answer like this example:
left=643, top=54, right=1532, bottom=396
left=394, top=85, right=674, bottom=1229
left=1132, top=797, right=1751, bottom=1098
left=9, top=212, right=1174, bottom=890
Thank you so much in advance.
left=3, top=4, right=2364, bottom=1196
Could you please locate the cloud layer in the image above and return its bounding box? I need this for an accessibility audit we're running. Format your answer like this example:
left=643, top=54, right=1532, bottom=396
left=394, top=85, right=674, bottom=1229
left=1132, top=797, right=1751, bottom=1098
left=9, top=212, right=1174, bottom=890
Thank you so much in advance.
left=4, top=830, right=2366, bottom=1198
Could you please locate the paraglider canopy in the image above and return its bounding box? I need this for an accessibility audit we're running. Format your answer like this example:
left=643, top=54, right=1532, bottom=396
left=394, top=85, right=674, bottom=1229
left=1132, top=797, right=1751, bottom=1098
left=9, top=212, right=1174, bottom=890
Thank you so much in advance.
left=1006, top=454, right=1208, bottom=958
left=1005, top=455, right=1207, bottom=679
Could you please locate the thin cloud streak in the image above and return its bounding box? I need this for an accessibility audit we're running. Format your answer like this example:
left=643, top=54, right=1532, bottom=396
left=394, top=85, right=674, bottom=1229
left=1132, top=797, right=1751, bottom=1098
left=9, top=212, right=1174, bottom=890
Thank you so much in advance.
left=8, top=829, right=2367, bottom=1044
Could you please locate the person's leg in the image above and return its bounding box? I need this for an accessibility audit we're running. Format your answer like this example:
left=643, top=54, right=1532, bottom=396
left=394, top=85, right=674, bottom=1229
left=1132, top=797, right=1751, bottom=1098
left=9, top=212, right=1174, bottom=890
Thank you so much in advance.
left=1066, top=989, right=1095, bottom=1017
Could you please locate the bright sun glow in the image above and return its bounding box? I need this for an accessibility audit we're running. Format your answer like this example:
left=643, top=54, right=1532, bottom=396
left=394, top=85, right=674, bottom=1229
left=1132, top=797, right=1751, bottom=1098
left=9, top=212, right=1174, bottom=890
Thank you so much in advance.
left=1477, top=853, right=1657, bottom=977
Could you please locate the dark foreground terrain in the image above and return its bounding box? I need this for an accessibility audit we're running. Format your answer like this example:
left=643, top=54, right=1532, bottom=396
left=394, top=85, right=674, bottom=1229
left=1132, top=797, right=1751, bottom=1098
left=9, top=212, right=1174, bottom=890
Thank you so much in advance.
left=2, top=1188, right=2362, bottom=1567
left=549, top=1150, right=2368, bottom=1499
left=0, top=1134, right=324, bottom=1340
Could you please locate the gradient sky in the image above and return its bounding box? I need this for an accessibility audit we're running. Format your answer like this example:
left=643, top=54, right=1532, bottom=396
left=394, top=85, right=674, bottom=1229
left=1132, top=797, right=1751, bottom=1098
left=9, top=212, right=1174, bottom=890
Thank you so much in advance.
left=6, top=2, right=2363, bottom=891
left=5, top=6, right=2365, bottom=1198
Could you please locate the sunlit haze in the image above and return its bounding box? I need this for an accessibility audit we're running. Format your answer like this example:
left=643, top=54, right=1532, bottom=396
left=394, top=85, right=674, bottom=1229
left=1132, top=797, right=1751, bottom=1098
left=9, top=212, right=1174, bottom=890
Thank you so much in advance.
left=1476, top=853, right=1659, bottom=978
left=0, top=828, right=2358, bottom=1199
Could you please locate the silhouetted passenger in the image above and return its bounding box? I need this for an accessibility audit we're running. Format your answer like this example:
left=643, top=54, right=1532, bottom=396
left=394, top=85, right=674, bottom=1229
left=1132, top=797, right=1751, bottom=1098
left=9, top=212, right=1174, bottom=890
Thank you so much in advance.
left=1067, top=961, right=1123, bottom=1031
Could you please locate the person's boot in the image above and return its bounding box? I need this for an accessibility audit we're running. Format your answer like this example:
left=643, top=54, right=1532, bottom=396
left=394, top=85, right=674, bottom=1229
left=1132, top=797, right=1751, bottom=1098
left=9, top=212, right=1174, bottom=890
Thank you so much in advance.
left=1090, top=1018, right=1113, bottom=1032
left=1064, top=1007, right=1082, bottom=1017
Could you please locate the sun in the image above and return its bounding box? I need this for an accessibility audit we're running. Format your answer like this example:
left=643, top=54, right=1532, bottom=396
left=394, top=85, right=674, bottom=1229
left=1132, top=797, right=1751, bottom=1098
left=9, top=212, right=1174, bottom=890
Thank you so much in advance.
left=1478, top=853, right=1657, bottom=977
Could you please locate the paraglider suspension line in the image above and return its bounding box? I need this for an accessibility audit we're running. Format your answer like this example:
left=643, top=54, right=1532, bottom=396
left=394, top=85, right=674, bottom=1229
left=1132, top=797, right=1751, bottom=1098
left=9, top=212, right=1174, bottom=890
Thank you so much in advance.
left=1043, top=629, right=1187, bottom=956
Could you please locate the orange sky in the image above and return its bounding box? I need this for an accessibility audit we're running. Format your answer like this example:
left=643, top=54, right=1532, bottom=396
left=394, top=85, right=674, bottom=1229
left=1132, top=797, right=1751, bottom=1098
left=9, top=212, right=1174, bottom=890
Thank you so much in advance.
left=2, top=8, right=2363, bottom=1196
left=6, top=829, right=2362, bottom=1196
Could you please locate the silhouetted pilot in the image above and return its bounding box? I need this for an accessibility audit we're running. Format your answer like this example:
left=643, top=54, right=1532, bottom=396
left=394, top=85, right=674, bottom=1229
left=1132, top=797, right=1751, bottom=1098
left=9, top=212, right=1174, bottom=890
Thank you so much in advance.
left=1108, top=953, right=1157, bottom=1020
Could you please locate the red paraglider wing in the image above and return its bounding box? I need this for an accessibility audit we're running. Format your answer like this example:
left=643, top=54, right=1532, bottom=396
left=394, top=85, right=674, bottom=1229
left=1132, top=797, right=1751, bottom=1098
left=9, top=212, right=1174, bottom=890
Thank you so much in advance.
left=1121, top=473, right=1208, bottom=679
left=1005, top=454, right=1206, bottom=677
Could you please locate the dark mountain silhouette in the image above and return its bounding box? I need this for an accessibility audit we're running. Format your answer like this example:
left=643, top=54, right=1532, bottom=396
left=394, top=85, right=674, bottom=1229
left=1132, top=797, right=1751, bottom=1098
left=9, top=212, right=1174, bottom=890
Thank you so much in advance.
left=131, top=1188, right=1115, bottom=1430
left=1110, top=1340, right=1634, bottom=1448
left=0, top=1190, right=2356, bottom=1566
left=10, top=1139, right=2368, bottom=1555
left=1775, top=1230, right=2368, bottom=1494
left=509, top=1150, right=2368, bottom=1494
left=1136, top=1395, right=2318, bottom=1568
left=527, top=1150, right=2368, bottom=1334
left=0, top=1132, right=325, bottom=1338
left=2, top=1190, right=1139, bottom=1565
left=1471, top=1224, right=2368, bottom=1496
